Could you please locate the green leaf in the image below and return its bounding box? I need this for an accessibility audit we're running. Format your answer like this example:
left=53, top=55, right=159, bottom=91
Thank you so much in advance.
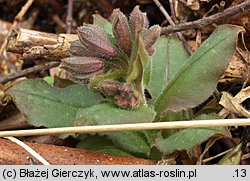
left=155, top=25, right=244, bottom=114
left=160, top=110, right=191, bottom=122
left=156, top=126, right=231, bottom=154
left=89, top=69, right=126, bottom=91
left=75, top=103, right=155, bottom=156
left=161, top=113, right=221, bottom=141
left=7, top=79, right=102, bottom=128
left=156, top=113, right=230, bottom=154
left=218, top=144, right=242, bottom=165
left=77, top=135, right=114, bottom=150
left=147, top=35, right=189, bottom=101
left=102, top=131, right=150, bottom=156
left=100, top=130, right=151, bottom=156
left=93, top=14, right=113, bottom=37
left=159, top=110, right=192, bottom=138
left=53, top=75, right=75, bottom=88
left=143, top=58, right=151, bottom=87
left=43, top=76, right=54, bottom=85
left=75, top=103, right=156, bottom=125
left=143, top=130, right=159, bottom=146
left=76, top=135, right=133, bottom=156
left=165, top=36, right=190, bottom=82
left=92, top=14, right=118, bottom=47
left=194, top=113, right=222, bottom=120
left=126, top=34, right=150, bottom=99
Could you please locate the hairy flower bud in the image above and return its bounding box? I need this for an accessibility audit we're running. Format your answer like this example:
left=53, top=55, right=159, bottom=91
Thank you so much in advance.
left=77, top=24, right=118, bottom=58
left=114, top=94, right=139, bottom=109
left=110, top=9, right=132, bottom=55
left=60, top=56, right=105, bottom=84
left=99, top=80, right=139, bottom=109
left=129, top=6, right=149, bottom=40
left=67, top=69, right=104, bottom=84
left=69, top=40, right=102, bottom=57
left=61, top=56, right=105, bottom=73
left=99, top=80, right=120, bottom=96
left=143, top=25, right=161, bottom=55
left=147, top=47, right=155, bottom=56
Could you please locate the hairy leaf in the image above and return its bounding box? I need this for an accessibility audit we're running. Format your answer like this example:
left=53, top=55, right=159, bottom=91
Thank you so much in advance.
left=103, top=131, right=150, bottom=156
left=76, top=135, right=133, bottom=156
left=147, top=35, right=189, bottom=101
left=156, top=113, right=230, bottom=154
left=75, top=103, right=155, bottom=156
left=7, top=79, right=102, bottom=127
left=154, top=25, right=244, bottom=114
left=156, top=127, right=231, bottom=154
left=126, top=34, right=150, bottom=101
left=75, top=103, right=156, bottom=125
left=43, top=76, right=54, bottom=85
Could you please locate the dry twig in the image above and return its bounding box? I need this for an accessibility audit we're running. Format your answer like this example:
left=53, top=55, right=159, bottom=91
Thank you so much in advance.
left=0, top=119, right=250, bottom=137
left=153, top=0, right=193, bottom=54
left=0, top=0, right=34, bottom=60
left=169, top=0, right=177, bottom=23
left=0, top=62, right=59, bottom=84
left=7, top=28, right=78, bottom=61
left=66, top=0, right=74, bottom=33
left=161, top=0, right=250, bottom=34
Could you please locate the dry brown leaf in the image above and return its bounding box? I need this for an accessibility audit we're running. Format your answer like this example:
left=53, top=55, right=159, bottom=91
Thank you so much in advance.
left=219, top=91, right=250, bottom=118
left=187, top=0, right=200, bottom=10
left=186, top=0, right=211, bottom=10
left=175, top=1, right=192, bottom=23
left=219, top=86, right=250, bottom=117
left=230, top=0, right=250, bottom=32
left=197, top=136, right=224, bottom=164
left=219, top=50, right=249, bottom=85
left=234, top=86, right=250, bottom=103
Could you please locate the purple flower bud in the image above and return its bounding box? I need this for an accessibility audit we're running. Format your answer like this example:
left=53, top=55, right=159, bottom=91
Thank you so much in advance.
left=99, top=80, right=120, bottom=96
left=60, top=56, right=105, bottom=83
left=143, top=25, right=161, bottom=55
left=66, top=69, right=104, bottom=84
left=99, top=80, right=139, bottom=109
left=129, top=6, right=149, bottom=40
left=110, top=9, right=132, bottom=55
left=69, top=40, right=102, bottom=57
left=114, top=94, right=139, bottom=109
left=77, top=24, right=118, bottom=58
